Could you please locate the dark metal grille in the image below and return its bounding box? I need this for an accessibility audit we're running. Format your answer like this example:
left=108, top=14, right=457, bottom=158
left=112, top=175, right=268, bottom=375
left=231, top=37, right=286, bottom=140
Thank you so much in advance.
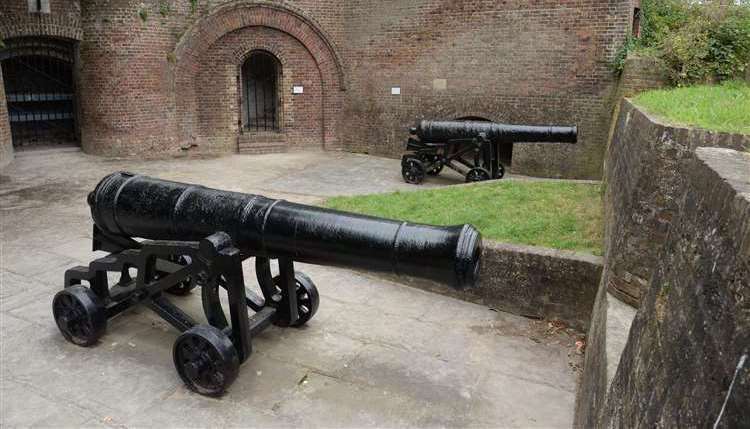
left=242, top=51, right=280, bottom=132
left=1, top=37, right=78, bottom=148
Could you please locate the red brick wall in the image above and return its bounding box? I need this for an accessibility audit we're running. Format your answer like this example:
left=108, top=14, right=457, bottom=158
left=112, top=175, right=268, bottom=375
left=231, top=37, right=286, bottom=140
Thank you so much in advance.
left=619, top=54, right=669, bottom=98
left=77, top=0, right=186, bottom=157
left=340, top=0, right=633, bottom=179
left=195, top=26, right=324, bottom=151
left=1, top=0, right=633, bottom=178
left=0, top=0, right=82, bottom=40
left=0, top=67, right=12, bottom=167
left=173, top=2, right=346, bottom=154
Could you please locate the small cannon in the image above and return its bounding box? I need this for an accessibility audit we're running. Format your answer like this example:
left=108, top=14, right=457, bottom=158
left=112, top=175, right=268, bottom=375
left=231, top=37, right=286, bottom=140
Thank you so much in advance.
left=52, top=172, right=482, bottom=396
left=401, top=120, right=577, bottom=184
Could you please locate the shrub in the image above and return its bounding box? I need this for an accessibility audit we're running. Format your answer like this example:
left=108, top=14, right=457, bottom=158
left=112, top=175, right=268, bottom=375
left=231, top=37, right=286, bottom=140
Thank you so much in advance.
left=618, top=0, right=750, bottom=85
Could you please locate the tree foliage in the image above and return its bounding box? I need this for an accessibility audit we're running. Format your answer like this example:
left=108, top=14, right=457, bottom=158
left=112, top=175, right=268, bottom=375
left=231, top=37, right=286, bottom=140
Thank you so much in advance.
left=621, top=0, right=750, bottom=85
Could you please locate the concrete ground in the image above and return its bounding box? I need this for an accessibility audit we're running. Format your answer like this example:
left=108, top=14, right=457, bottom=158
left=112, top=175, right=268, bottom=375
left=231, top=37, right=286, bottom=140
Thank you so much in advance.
left=1, top=148, right=581, bottom=428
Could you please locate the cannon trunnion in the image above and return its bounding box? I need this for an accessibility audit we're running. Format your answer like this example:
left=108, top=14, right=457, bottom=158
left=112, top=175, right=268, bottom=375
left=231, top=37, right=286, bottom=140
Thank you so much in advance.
left=52, top=172, right=482, bottom=396
left=401, top=119, right=577, bottom=184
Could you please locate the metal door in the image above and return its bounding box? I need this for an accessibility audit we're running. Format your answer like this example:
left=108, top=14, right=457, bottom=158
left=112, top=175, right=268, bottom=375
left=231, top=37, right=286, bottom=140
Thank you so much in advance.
left=1, top=37, right=78, bottom=148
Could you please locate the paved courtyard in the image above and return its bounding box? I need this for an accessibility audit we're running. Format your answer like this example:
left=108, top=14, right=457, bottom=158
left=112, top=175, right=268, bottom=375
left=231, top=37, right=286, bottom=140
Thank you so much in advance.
left=1, top=149, right=580, bottom=428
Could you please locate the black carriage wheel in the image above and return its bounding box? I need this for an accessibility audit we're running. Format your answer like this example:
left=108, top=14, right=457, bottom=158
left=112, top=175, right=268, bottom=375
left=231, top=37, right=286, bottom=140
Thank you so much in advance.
left=419, top=154, right=444, bottom=176
left=465, top=167, right=491, bottom=183
left=165, top=255, right=197, bottom=296
left=496, top=163, right=505, bottom=179
left=272, top=272, right=320, bottom=327
left=52, top=285, right=106, bottom=347
left=402, top=157, right=426, bottom=184
left=173, top=325, right=240, bottom=397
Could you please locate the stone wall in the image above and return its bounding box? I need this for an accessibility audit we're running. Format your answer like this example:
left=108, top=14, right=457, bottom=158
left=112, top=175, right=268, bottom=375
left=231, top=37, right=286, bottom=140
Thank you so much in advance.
left=602, top=100, right=749, bottom=306
left=386, top=240, right=603, bottom=332
left=0, top=67, right=12, bottom=167
left=602, top=148, right=750, bottom=427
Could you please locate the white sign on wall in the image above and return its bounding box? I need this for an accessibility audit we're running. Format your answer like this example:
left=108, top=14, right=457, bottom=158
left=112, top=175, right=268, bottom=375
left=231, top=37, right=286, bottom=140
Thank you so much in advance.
left=292, top=86, right=304, bottom=94
left=391, top=87, right=401, bottom=95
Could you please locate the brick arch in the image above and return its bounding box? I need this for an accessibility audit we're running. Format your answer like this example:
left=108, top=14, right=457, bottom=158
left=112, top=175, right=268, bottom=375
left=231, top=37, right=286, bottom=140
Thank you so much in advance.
left=173, top=1, right=345, bottom=150
left=233, top=45, right=289, bottom=69
left=174, top=1, right=344, bottom=90
left=0, top=20, right=82, bottom=42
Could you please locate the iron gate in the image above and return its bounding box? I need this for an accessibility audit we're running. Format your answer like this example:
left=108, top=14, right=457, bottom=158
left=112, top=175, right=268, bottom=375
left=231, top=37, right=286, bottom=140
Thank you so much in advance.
left=242, top=51, right=280, bottom=132
left=1, top=37, right=78, bottom=148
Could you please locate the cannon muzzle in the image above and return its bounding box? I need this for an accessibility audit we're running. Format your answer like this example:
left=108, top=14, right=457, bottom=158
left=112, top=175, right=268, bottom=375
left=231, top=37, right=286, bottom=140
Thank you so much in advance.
left=88, top=172, right=482, bottom=290
left=417, top=120, right=577, bottom=144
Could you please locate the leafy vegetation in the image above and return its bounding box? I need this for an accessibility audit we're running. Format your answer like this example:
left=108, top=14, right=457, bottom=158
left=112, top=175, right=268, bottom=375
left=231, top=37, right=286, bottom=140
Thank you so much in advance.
left=324, top=181, right=603, bottom=255
left=634, top=80, right=750, bottom=134
left=615, top=0, right=750, bottom=85
left=138, top=7, right=149, bottom=22
left=159, top=1, right=171, bottom=17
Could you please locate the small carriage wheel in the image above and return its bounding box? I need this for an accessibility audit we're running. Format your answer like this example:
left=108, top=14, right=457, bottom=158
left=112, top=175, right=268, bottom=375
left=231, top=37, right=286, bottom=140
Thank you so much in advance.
left=173, top=325, right=240, bottom=397
left=165, top=255, right=197, bottom=296
left=496, top=163, right=505, bottom=179
left=402, top=157, right=426, bottom=184
left=271, top=272, right=320, bottom=327
left=52, top=285, right=106, bottom=347
left=419, top=154, right=444, bottom=176
left=465, top=167, right=491, bottom=183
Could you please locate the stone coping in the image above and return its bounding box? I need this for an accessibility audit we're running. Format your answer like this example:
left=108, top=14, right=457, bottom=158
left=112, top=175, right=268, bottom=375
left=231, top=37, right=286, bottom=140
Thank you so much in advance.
left=374, top=238, right=603, bottom=333
left=628, top=98, right=750, bottom=150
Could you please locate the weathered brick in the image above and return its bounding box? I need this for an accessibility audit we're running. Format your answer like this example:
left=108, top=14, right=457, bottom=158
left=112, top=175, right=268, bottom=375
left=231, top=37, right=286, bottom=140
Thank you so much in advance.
left=1, top=0, right=635, bottom=178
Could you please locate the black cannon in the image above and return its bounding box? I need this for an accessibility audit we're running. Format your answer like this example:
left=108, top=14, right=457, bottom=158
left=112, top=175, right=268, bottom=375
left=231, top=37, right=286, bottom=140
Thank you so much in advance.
left=401, top=120, right=577, bottom=184
left=52, top=172, right=482, bottom=396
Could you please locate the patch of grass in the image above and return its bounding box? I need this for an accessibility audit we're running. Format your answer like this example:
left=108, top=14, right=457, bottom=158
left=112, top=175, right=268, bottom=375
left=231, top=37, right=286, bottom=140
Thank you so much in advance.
left=323, top=181, right=603, bottom=255
left=634, top=80, right=750, bottom=135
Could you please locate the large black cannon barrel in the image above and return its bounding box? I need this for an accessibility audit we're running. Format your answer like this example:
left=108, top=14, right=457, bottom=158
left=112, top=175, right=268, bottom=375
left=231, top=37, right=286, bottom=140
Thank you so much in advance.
left=417, top=120, right=577, bottom=144
left=88, top=172, right=482, bottom=290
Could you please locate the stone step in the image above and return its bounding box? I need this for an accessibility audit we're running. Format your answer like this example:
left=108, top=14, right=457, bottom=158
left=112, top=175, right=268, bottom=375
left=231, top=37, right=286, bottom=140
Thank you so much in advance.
left=238, top=131, right=288, bottom=155
left=238, top=132, right=286, bottom=144
left=238, top=140, right=288, bottom=155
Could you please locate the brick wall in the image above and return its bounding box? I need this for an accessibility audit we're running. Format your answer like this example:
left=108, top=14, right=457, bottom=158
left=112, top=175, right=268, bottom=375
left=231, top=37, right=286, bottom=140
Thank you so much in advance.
left=0, top=0, right=81, bottom=40
left=0, top=67, right=12, bottom=167
left=195, top=26, right=324, bottom=152
left=619, top=54, right=669, bottom=98
left=173, top=2, right=346, bottom=155
left=77, top=0, right=187, bottom=157
left=2, top=0, right=634, bottom=178
left=340, top=0, right=634, bottom=179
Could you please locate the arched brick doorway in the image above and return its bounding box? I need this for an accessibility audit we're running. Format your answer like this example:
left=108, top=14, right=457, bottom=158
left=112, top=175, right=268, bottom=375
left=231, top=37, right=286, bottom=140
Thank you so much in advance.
left=173, top=2, right=345, bottom=154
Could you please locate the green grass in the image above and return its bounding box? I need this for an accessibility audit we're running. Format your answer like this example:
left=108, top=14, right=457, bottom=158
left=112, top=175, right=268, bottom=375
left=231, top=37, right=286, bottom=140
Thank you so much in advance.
left=324, top=181, right=603, bottom=255
left=634, top=80, right=750, bottom=135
